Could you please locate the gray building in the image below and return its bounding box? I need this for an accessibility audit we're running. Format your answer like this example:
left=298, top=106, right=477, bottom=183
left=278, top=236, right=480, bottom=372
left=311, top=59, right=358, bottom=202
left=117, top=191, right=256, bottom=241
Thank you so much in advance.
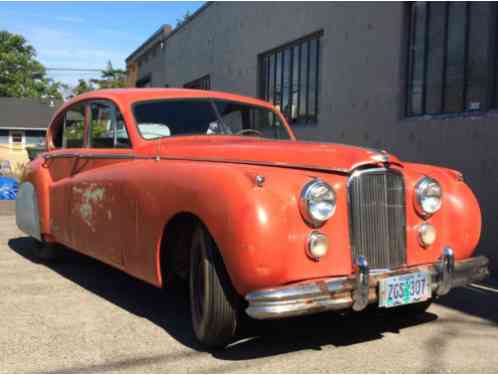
left=126, top=2, right=498, bottom=276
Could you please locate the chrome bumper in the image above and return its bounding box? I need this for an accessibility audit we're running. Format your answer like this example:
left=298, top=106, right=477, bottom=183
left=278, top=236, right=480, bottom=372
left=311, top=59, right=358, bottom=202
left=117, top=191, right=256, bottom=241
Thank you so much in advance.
left=245, top=248, right=490, bottom=320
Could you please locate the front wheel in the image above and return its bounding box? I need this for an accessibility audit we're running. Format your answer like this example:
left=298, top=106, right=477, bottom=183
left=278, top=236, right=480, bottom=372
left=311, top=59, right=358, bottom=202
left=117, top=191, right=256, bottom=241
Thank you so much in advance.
left=189, top=225, right=239, bottom=349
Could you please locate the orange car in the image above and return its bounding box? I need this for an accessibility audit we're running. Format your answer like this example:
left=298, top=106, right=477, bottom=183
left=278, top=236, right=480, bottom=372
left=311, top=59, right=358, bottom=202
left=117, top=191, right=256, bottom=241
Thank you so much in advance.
left=16, top=88, right=489, bottom=348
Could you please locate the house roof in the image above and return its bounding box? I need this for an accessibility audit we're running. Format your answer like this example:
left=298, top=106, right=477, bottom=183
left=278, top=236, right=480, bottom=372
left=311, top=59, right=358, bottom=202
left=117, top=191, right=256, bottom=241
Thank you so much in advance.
left=0, top=97, right=62, bottom=130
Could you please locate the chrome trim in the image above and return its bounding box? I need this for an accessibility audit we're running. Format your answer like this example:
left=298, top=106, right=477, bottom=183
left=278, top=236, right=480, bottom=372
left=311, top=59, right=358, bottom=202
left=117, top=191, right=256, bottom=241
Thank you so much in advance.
left=347, top=167, right=407, bottom=269
left=245, top=250, right=489, bottom=320
left=255, top=175, right=265, bottom=187
left=15, top=182, right=41, bottom=241
left=436, top=247, right=454, bottom=296
left=371, top=153, right=389, bottom=163
left=44, top=153, right=135, bottom=160
left=299, top=179, right=336, bottom=228
left=352, top=256, right=369, bottom=311
left=414, top=176, right=442, bottom=217
left=305, top=231, right=328, bottom=261
left=417, top=223, right=437, bottom=248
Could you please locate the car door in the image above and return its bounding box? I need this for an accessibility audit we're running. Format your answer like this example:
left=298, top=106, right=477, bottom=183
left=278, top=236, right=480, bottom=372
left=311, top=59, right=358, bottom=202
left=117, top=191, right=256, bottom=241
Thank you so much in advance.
left=47, top=102, right=87, bottom=246
left=68, top=100, right=135, bottom=267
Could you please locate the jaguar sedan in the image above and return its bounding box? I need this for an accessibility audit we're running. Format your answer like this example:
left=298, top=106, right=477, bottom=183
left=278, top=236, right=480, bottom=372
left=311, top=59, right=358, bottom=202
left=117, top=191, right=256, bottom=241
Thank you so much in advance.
left=16, top=88, right=489, bottom=348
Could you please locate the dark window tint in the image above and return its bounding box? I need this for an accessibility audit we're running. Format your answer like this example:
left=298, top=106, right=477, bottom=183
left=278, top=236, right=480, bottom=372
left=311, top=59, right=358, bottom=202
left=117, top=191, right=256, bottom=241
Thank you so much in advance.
left=134, top=100, right=218, bottom=139
left=406, top=2, right=497, bottom=116
left=260, top=31, right=322, bottom=124
left=63, top=104, right=85, bottom=148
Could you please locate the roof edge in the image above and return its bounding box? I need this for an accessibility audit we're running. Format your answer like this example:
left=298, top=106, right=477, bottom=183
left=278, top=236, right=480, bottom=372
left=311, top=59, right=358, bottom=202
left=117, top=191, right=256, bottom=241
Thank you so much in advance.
left=125, top=1, right=213, bottom=64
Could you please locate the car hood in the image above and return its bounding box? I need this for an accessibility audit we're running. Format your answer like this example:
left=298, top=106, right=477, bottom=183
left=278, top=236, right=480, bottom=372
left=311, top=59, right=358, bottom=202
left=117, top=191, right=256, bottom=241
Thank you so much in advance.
left=155, top=137, right=401, bottom=173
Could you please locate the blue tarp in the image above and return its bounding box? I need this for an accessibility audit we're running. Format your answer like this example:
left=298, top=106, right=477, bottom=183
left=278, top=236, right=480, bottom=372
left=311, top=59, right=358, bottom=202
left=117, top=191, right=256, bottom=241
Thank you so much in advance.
left=0, top=177, right=19, bottom=200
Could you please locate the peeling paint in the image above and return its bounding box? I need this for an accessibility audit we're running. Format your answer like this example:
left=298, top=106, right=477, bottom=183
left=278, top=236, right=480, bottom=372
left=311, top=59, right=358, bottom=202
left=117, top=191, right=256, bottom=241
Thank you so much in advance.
left=72, top=183, right=106, bottom=231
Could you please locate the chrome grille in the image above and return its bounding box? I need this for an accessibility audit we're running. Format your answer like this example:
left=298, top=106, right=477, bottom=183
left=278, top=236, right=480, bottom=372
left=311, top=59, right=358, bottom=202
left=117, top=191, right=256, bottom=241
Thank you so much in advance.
left=348, top=168, right=406, bottom=269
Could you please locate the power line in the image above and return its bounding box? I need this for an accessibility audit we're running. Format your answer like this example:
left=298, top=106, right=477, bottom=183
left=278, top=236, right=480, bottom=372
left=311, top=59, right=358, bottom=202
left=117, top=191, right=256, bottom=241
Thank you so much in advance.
left=45, top=67, right=105, bottom=72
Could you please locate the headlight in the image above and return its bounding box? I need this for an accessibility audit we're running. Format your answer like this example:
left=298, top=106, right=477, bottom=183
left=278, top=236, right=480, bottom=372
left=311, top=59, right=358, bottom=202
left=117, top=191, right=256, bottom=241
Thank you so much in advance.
left=299, top=179, right=336, bottom=227
left=415, top=177, right=442, bottom=216
left=418, top=223, right=437, bottom=247
left=306, top=231, right=329, bottom=260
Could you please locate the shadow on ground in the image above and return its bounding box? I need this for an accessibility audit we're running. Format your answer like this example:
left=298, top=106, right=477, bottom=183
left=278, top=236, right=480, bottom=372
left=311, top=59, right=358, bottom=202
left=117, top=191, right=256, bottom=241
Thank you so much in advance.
left=7, top=236, right=496, bottom=362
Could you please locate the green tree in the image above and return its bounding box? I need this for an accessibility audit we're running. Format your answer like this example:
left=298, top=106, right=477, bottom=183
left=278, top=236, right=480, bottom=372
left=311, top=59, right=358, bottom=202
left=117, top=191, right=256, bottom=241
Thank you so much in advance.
left=70, top=61, right=126, bottom=97
left=72, top=79, right=96, bottom=96
left=0, top=30, right=64, bottom=99
left=90, top=61, right=126, bottom=89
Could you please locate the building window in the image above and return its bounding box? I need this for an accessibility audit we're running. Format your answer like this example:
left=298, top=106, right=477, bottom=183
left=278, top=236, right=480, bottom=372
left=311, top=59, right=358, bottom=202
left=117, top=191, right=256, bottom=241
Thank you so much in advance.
left=136, top=74, right=152, bottom=88
left=406, top=2, right=497, bottom=116
left=259, top=31, right=322, bottom=124
left=184, top=75, right=211, bottom=90
left=9, top=130, right=25, bottom=146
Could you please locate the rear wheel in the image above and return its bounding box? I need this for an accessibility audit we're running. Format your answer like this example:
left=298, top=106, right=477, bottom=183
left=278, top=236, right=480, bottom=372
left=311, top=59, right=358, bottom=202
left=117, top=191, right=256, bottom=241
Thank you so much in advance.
left=189, top=225, right=238, bottom=349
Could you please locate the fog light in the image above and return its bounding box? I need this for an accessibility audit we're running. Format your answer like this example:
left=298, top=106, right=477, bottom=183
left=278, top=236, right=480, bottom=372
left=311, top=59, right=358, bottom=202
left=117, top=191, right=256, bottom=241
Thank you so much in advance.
left=418, top=223, right=436, bottom=247
left=307, top=231, right=329, bottom=260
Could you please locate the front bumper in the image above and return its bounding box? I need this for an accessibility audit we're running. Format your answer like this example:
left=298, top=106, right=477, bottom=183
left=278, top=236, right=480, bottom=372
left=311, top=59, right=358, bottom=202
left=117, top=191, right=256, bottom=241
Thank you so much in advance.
left=245, top=248, right=490, bottom=320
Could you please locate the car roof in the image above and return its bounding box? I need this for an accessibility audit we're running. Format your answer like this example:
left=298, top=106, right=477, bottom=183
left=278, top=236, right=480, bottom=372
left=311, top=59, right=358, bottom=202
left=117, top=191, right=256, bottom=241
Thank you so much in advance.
left=56, top=88, right=275, bottom=119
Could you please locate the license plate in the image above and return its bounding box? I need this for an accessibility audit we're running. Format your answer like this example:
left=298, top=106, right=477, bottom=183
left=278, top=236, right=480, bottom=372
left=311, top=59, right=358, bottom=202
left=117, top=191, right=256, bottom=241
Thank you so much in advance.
left=379, top=271, right=431, bottom=308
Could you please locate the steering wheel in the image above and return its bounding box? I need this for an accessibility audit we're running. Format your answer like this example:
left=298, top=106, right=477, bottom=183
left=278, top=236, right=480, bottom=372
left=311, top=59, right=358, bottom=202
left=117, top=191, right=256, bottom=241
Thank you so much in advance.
left=236, top=128, right=264, bottom=137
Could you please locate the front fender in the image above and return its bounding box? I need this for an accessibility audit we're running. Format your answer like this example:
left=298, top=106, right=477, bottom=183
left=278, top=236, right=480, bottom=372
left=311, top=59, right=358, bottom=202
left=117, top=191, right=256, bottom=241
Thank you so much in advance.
left=133, top=159, right=352, bottom=295
left=403, top=162, right=481, bottom=265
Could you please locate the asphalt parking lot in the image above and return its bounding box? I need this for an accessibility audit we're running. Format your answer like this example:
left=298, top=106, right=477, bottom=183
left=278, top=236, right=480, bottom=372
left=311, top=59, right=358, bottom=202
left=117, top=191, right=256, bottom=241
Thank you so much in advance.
left=1, top=201, right=498, bottom=373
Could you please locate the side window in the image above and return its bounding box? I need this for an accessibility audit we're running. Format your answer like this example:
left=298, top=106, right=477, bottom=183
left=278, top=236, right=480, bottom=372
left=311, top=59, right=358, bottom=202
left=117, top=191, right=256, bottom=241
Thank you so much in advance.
left=63, top=104, right=85, bottom=148
left=90, top=101, right=131, bottom=149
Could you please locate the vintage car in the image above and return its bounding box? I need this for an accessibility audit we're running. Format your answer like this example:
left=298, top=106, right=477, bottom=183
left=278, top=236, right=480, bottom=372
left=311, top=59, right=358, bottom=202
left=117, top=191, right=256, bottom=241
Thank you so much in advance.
left=16, top=88, right=489, bottom=348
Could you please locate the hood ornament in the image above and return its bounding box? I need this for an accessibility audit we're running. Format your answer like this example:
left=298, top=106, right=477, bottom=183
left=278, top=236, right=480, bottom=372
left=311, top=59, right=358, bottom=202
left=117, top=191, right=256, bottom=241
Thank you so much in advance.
left=371, top=150, right=389, bottom=163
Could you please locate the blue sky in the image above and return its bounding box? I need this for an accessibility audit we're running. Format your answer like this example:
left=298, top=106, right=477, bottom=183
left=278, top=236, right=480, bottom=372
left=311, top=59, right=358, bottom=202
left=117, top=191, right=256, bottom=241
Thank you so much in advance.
left=0, top=1, right=203, bottom=87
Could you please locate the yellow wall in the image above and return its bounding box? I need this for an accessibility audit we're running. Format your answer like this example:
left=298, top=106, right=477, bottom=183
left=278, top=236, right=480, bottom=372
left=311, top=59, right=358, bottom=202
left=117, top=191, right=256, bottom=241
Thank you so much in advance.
left=0, top=144, right=30, bottom=177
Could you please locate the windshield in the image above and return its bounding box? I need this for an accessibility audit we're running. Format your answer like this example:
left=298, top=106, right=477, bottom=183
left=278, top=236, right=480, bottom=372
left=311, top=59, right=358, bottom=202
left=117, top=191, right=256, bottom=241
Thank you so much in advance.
left=132, top=99, right=291, bottom=140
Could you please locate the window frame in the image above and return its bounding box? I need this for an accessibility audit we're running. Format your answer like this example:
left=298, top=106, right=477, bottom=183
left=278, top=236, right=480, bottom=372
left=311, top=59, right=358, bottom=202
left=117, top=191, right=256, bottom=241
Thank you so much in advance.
left=183, top=75, right=211, bottom=90
left=88, top=99, right=132, bottom=149
left=62, top=102, right=87, bottom=149
left=131, top=98, right=294, bottom=141
left=405, top=2, right=498, bottom=118
left=53, top=99, right=133, bottom=150
left=136, top=74, right=152, bottom=88
left=9, top=130, right=25, bottom=146
left=258, top=30, right=323, bottom=125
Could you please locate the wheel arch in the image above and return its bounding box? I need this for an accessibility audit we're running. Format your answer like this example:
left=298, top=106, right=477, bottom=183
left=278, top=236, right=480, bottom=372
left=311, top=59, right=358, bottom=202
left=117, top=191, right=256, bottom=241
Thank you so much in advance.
left=157, top=211, right=231, bottom=289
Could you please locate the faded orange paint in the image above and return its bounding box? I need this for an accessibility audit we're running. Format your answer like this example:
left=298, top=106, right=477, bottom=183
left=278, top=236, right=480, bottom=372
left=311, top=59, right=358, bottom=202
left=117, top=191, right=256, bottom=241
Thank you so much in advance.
left=25, top=89, right=482, bottom=296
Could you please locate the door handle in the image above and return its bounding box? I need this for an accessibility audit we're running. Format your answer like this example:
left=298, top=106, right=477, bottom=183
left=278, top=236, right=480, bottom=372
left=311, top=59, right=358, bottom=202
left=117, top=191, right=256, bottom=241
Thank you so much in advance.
left=70, top=154, right=81, bottom=176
